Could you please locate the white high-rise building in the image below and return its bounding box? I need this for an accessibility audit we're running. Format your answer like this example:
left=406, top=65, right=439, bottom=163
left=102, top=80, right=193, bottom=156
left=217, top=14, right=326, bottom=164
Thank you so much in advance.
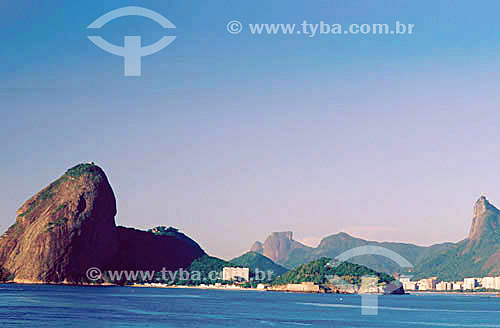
left=398, top=276, right=417, bottom=291
left=222, top=267, right=250, bottom=281
left=452, top=281, right=463, bottom=291
left=436, top=281, right=453, bottom=291
left=417, top=277, right=438, bottom=291
left=482, top=277, right=496, bottom=290
left=464, top=278, right=478, bottom=290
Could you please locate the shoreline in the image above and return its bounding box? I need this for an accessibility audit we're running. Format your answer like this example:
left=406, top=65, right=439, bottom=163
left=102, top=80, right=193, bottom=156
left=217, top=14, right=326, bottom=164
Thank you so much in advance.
left=3, top=281, right=500, bottom=297
left=0, top=281, right=117, bottom=287
left=129, top=283, right=266, bottom=292
left=408, top=291, right=500, bottom=296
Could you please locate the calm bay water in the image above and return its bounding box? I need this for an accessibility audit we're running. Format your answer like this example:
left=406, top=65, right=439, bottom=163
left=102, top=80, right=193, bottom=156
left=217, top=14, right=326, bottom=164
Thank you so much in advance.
left=1, top=284, right=500, bottom=327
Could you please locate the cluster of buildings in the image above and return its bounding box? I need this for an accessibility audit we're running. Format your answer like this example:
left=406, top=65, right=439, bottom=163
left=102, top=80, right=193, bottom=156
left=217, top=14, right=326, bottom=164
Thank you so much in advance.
left=222, top=267, right=250, bottom=282
left=271, top=281, right=321, bottom=293
left=399, top=276, right=500, bottom=292
left=136, top=267, right=265, bottom=290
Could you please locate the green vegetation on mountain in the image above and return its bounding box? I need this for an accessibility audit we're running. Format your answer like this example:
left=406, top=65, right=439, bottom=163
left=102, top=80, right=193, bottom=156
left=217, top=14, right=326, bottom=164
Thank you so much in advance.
left=271, top=257, right=394, bottom=286
left=18, top=164, right=100, bottom=220
left=188, top=255, right=232, bottom=277
left=230, top=251, right=288, bottom=278
left=413, top=240, right=487, bottom=281
left=413, top=233, right=500, bottom=280
left=52, top=203, right=67, bottom=214
left=148, top=226, right=179, bottom=236
left=413, top=196, right=500, bottom=280
left=169, top=255, right=235, bottom=285
left=252, top=231, right=455, bottom=274
left=65, top=163, right=99, bottom=178
left=158, top=253, right=286, bottom=286
left=45, top=217, right=69, bottom=232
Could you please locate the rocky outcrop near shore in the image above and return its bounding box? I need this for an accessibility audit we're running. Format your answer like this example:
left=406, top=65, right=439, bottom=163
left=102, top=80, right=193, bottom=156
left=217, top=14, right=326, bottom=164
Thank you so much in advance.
left=114, top=226, right=205, bottom=272
left=0, top=163, right=205, bottom=283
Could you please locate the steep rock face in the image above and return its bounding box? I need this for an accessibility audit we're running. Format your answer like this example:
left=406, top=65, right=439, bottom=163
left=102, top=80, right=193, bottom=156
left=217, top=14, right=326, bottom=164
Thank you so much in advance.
left=468, top=196, right=500, bottom=242
left=252, top=232, right=455, bottom=272
left=251, top=231, right=310, bottom=264
left=414, top=196, right=500, bottom=280
left=0, top=164, right=119, bottom=283
left=279, top=232, right=454, bottom=272
left=250, top=241, right=264, bottom=254
left=0, top=164, right=206, bottom=283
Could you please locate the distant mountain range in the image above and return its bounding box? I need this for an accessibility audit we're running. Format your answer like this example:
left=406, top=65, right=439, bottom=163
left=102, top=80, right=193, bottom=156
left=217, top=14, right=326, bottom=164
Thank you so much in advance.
left=251, top=231, right=309, bottom=264
left=250, top=231, right=455, bottom=274
left=250, top=196, right=500, bottom=280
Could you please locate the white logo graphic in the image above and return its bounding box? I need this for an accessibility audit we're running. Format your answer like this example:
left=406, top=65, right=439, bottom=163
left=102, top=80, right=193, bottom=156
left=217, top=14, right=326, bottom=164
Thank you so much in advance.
left=86, top=267, right=102, bottom=281
left=227, top=21, right=243, bottom=34
left=326, top=246, right=413, bottom=316
left=87, top=6, right=176, bottom=76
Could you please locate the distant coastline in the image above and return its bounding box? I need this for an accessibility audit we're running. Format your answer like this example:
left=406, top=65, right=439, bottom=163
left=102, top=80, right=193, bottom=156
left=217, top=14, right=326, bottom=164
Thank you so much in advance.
left=409, top=291, right=500, bottom=297
left=3, top=281, right=500, bottom=298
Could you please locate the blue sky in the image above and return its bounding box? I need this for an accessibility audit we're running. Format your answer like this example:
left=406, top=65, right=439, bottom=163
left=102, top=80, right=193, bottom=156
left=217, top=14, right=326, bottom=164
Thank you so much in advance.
left=2, top=1, right=500, bottom=259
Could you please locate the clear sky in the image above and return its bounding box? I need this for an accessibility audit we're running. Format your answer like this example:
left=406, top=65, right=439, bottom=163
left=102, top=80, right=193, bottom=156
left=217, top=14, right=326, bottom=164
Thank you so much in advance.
left=2, top=1, right=500, bottom=259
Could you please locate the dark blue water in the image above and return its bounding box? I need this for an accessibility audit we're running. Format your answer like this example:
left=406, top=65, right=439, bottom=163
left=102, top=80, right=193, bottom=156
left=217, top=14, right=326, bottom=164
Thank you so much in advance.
left=1, top=284, right=500, bottom=327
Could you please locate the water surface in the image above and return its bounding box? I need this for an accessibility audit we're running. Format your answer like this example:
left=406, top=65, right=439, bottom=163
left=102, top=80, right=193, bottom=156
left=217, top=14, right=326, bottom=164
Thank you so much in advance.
left=1, top=284, right=499, bottom=327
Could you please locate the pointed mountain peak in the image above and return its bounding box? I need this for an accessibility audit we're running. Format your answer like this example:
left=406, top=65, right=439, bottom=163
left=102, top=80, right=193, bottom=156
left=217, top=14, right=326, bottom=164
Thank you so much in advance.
left=1, top=163, right=119, bottom=283
left=474, top=195, right=491, bottom=217
left=250, top=241, right=263, bottom=254
left=337, top=232, right=354, bottom=238
left=469, top=195, right=500, bottom=241
left=271, top=231, right=293, bottom=240
left=249, top=231, right=306, bottom=263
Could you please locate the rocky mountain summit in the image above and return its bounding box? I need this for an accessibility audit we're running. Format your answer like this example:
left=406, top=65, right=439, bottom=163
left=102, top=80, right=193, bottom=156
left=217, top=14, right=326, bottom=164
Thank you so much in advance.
left=414, top=196, right=500, bottom=280
left=468, top=196, right=500, bottom=241
left=251, top=229, right=455, bottom=273
left=251, top=231, right=311, bottom=264
left=0, top=163, right=205, bottom=283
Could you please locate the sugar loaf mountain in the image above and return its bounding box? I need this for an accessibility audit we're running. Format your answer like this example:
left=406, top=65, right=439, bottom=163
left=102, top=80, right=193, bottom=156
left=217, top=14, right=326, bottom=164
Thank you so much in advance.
left=0, top=164, right=205, bottom=283
left=251, top=196, right=500, bottom=280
